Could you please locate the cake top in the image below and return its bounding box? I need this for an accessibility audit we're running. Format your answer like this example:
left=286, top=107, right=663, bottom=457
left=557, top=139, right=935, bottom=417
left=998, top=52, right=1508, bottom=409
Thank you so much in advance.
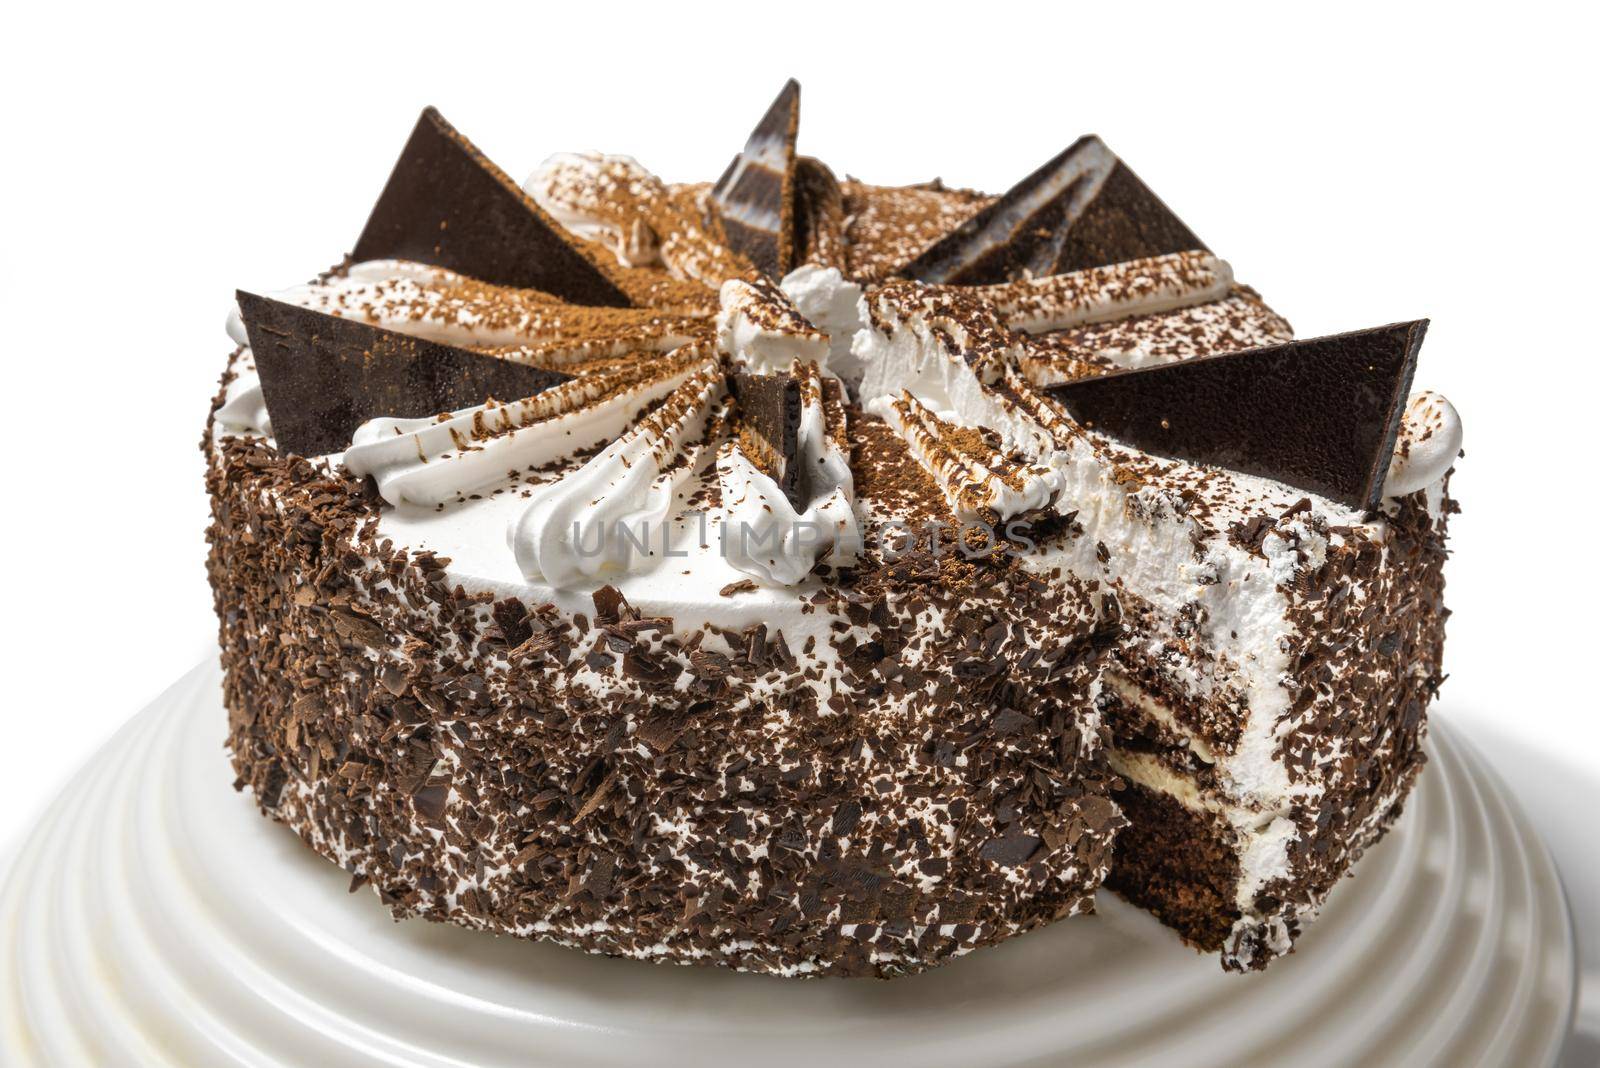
left=225, top=80, right=1462, bottom=608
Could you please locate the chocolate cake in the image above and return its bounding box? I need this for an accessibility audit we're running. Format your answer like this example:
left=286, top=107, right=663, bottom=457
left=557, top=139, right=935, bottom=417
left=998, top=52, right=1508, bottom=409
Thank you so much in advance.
left=206, top=83, right=1462, bottom=977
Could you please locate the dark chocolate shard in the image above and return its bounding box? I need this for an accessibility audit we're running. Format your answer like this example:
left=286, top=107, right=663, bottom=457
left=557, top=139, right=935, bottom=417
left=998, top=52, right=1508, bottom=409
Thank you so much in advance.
left=899, top=135, right=1205, bottom=285
left=412, top=783, right=449, bottom=825
left=236, top=291, right=571, bottom=457
left=979, top=832, right=1043, bottom=867
left=351, top=107, right=631, bottom=307
left=729, top=372, right=805, bottom=509
left=708, top=80, right=800, bottom=279
left=792, top=156, right=847, bottom=270
left=1046, top=321, right=1427, bottom=511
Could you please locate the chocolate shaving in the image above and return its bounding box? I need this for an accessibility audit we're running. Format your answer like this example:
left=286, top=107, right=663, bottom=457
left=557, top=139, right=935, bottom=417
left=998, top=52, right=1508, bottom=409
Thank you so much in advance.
left=1047, top=321, right=1428, bottom=510
left=979, top=832, right=1043, bottom=867
left=899, top=135, right=1204, bottom=284
left=729, top=372, right=805, bottom=509
left=236, top=292, right=570, bottom=457
left=352, top=107, right=631, bottom=306
left=412, top=783, right=448, bottom=824
left=708, top=80, right=800, bottom=279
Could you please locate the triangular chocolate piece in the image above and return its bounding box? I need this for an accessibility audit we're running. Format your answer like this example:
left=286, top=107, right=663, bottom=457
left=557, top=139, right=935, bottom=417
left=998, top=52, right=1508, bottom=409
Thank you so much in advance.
left=708, top=80, right=800, bottom=279
left=899, top=135, right=1205, bottom=285
left=730, top=372, right=804, bottom=509
left=1045, top=321, right=1427, bottom=510
left=792, top=156, right=847, bottom=270
left=351, top=108, right=631, bottom=307
left=237, top=291, right=571, bottom=458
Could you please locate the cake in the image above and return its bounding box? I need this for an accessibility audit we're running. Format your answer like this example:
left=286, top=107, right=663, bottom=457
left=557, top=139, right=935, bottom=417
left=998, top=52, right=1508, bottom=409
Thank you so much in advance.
left=206, top=82, right=1461, bottom=977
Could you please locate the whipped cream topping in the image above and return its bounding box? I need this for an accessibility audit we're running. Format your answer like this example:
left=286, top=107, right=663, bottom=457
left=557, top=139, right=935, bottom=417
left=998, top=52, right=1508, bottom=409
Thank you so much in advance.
left=489, top=279, right=857, bottom=588
left=973, top=250, right=1234, bottom=334
left=1018, top=290, right=1293, bottom=384
left=221, top=243, right=1461, bottom=618
left=716, top=276, right=829, bottom=374
left=222, top=255, right=879, bottom=592
left=870, top=390, right=1063, bottom=521
left=524, top=152, right=662, bottom=267
left=216, top=375, right=272, bottom=436
left=267, top=259, right=707, bottom=353
left=346, top=358, right=702, bottom=507
left=855, top=284, right=1012, bottom=405
left=524, top=152, right=746, bottom=286
left=508, top=359, right=728, bottom=588
left=216, top=363, right=272, bottom=443
left=854, top=284, right=1090, bottom=513
left=1384, top=390, right=1463, bottom=497
left=779, top=265, right=865, bottom=382
left=222, top=165, right=1463, bottom=616
left=216, top=311, right=273, bottom=435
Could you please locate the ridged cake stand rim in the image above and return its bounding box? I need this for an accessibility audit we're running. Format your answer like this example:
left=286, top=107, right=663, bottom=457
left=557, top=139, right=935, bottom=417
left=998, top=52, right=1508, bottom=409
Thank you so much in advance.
left=0, top=661, right=1577, bottom=1067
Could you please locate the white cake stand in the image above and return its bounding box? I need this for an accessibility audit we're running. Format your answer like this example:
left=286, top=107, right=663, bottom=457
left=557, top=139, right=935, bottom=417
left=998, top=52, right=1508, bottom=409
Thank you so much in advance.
left=0, top=662, right=1576, bottom=1067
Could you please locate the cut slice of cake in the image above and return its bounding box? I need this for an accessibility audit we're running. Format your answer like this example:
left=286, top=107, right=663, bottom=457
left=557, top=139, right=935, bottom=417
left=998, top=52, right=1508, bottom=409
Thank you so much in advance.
left=851, top=289, right=1454, bottom=969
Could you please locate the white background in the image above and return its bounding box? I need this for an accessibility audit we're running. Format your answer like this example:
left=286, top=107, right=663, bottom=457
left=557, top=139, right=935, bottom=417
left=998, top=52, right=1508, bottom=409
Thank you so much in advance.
left=2, top=1, right=1596, bottom=1056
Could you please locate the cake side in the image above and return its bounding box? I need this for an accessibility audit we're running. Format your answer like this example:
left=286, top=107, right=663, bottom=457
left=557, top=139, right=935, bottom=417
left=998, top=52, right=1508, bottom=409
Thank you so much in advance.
left=1096, top=480, right=1454, bottom=967
left=204, top=358, right=1120, bottom=978
left=847, top=272, right=1458, bottom=970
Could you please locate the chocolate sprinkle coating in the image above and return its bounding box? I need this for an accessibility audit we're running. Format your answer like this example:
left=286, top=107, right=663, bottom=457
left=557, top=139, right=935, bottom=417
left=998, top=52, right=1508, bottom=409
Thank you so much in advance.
left=204, top=421, right=1121, bottom=978
left=236, top=291, right=571, bottom=457
left=352, top=108, right=631, bottom=307
left=1046, top=321, right=1427, bottom=510
left=899, top=135, right=1205, bottom=284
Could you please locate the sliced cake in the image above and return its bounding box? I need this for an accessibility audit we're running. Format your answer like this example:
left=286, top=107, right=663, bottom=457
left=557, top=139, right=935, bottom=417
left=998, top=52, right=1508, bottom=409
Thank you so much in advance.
left=207, top=82, right=1460, bottom=976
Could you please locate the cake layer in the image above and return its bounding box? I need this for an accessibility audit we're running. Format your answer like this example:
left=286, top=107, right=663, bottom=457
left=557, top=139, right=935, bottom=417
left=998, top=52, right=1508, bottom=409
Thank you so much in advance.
left=1105, top=782, right=1243, bottom=951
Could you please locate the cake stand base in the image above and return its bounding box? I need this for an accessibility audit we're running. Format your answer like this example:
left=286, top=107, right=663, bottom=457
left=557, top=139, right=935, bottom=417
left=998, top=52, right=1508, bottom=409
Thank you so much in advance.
left=0, top=662, right=1577, bottom=1067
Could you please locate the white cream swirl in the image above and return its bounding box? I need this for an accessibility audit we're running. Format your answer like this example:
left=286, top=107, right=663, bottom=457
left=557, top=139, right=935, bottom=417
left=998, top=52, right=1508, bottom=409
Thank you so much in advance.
left=217, top=309, right=271, bottom=436
left=869, top=390, right=1065, bottom=521
left=523, top=152, right=662, bottom=268
left=1385, top=391, right=1463, bottom=498
left=779, top=265, right=864, bottom=383
left=507, top=361, right=728, bottom=588
left=716, top=276, right=830, bottom=374
left=720, top=274, right=832, bottom=375
left=523, top=152, right=742, bottom=286
left=972, top=250, right=1234, bottom=334
left=345, top=360, right=701, bottom=506
left=269, top=259, right=702, bottom=353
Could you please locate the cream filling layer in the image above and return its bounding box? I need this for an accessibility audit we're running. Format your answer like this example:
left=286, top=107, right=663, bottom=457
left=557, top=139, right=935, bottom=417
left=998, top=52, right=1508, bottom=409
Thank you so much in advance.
left=1104, top=673, right=1219, bottom=765
left=1105, top=747, right=1294, bottom=915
